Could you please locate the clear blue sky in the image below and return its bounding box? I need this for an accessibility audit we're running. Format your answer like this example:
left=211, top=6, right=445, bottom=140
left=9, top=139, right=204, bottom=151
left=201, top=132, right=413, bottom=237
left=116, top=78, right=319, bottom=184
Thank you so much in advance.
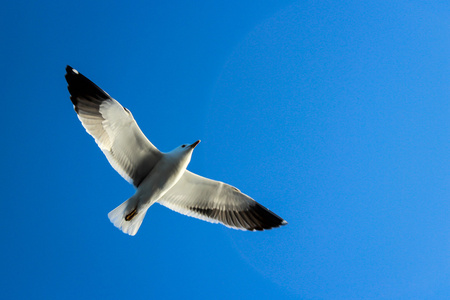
left=1, top=1, right=449, bottom=299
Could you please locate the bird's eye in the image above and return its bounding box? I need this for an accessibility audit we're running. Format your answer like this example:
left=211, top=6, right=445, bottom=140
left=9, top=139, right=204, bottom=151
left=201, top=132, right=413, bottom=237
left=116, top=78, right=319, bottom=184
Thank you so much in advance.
left=181, top=145, right=186, bottom=148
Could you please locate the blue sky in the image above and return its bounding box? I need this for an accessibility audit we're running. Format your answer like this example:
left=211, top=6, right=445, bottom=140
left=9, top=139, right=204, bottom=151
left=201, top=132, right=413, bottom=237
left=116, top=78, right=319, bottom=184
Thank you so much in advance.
left=1, top=1, right=449, bottom=299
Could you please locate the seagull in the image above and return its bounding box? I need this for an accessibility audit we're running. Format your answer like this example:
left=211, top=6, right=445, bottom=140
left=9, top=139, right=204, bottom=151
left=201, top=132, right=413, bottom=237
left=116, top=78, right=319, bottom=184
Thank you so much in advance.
left=65, top=66, right=287, bottom=236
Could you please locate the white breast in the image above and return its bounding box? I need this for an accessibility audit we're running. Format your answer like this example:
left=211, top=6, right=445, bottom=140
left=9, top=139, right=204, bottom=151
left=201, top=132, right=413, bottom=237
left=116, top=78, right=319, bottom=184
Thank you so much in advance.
left=135, top=152, right=191, bottom=206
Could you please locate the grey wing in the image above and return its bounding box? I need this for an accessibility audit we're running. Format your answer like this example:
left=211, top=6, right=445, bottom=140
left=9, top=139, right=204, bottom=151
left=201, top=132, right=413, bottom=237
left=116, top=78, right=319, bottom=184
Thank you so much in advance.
left=158, top=171, right=287, bottom=231
left=65, top=66, right=163, bottom=187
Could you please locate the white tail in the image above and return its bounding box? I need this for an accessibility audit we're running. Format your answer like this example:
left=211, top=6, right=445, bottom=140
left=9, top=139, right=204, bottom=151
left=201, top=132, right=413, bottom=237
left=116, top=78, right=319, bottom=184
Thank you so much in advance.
left=108, top=199, right=148, bottom=236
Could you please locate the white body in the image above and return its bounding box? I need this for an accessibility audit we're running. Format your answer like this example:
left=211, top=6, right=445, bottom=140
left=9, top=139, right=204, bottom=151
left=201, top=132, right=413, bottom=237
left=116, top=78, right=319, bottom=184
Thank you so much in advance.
left=108, top=147, right=194, bottom=235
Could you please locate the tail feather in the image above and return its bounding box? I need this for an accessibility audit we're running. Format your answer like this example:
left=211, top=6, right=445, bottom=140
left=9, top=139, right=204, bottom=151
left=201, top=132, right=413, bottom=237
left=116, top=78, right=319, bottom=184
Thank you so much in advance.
left=108, top=199, right=148, bottom=236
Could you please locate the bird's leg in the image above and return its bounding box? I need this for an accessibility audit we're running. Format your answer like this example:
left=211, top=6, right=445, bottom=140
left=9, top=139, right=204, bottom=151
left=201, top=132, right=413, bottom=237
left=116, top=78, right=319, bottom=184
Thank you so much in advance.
left=125, top=208, right=138, bottom=221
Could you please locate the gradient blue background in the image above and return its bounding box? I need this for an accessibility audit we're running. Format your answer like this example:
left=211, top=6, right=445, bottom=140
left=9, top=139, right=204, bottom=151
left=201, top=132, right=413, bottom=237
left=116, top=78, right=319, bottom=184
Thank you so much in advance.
left=1, top=1, right=449, bottom=299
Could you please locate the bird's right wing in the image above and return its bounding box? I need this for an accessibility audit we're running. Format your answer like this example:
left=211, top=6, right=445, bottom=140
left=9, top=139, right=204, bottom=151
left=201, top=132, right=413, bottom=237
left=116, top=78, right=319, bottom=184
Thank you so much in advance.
left=158, top=171, right=287, bottom=231
left=65, top=66, right=163, bottom=187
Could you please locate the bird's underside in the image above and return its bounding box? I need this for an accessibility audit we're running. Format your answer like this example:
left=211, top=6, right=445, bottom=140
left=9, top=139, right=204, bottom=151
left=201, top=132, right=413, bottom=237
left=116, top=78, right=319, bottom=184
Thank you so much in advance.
left=65, top=65, right=287, bottom=235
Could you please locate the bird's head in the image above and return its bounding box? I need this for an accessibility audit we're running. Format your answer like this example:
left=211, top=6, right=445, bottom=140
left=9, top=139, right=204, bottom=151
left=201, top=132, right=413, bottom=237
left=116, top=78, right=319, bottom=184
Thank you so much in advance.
left=168, top=140, right=201, bottom=162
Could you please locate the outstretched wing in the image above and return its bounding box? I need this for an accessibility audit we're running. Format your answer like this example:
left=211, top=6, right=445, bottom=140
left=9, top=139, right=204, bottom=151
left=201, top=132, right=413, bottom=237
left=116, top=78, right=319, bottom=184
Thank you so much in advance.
left=65, top=66, right=163, bottom=187
left=158, top=171, right=287, bottom=231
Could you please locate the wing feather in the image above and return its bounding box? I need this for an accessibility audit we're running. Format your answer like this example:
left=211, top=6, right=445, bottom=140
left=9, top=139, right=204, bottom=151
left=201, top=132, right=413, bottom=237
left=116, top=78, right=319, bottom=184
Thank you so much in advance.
left=65, top=66, right=163, bottom=187
left=158, top=171, right=287, bottom=231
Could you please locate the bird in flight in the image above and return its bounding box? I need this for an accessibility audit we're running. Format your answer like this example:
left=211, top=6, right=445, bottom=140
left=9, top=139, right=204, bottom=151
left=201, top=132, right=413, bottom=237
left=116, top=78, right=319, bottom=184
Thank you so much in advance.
left=65, top=66, right=287, bottom=235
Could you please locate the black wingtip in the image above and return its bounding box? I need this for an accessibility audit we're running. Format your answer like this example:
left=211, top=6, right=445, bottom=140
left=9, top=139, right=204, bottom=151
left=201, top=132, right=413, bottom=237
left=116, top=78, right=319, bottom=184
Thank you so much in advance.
left=248, top=202, right=288, bottom=231
left=65, top=66, right=111, bottom=104
left=66, top=65, right=80, bottom=75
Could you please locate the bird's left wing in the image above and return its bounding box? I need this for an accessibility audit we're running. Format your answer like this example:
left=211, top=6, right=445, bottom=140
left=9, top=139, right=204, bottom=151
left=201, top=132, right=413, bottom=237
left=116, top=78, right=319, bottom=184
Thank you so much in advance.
left=65, top=66, right=163, bottom=187
left=158, top=171, right=287, bottom=231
